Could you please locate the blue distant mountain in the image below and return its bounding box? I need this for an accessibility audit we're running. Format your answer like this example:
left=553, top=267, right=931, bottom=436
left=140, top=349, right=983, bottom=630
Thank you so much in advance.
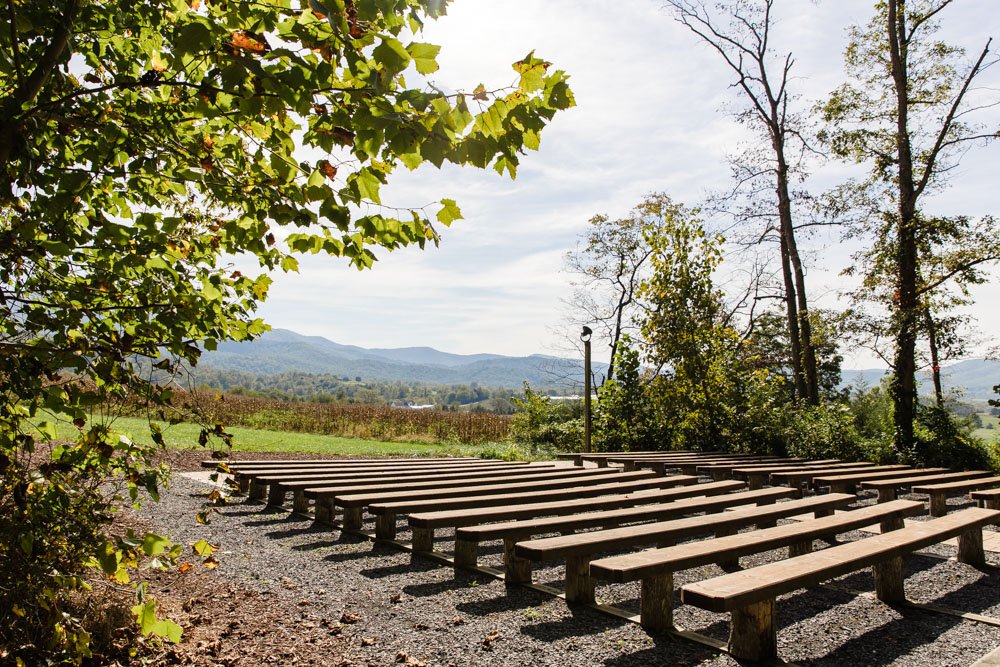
left=840, top=359, right=1000, bottom=400
left=199, top=328, right=596, bottom=389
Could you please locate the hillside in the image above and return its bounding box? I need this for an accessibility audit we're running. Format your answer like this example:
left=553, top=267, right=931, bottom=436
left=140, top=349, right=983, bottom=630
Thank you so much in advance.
left=199, top=329, right=596, bottom=389
left=840, top=358, right=1000, bottom=400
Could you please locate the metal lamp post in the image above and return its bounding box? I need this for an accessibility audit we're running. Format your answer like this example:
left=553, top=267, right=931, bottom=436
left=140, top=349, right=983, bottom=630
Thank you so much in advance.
left=581, top=325, right=592, bottom=453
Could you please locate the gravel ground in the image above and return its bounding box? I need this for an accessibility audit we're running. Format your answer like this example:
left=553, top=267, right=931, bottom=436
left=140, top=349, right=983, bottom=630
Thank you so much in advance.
left=135, top=456, right=1000, bottom=666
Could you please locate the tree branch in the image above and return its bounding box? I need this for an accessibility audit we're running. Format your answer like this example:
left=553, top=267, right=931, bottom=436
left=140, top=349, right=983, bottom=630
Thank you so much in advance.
left=13, top=0, right=81, bottom=107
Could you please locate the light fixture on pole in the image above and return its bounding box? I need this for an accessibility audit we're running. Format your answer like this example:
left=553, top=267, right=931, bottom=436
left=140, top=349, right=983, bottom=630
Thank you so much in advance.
left=580, top=326, right=593, bottom=453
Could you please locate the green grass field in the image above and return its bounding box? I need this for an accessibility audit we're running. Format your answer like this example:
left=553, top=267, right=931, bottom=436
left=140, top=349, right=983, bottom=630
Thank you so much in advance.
left=974, top=413, right=1000, bottom=444
left=47, top=415, right=486, bottom=458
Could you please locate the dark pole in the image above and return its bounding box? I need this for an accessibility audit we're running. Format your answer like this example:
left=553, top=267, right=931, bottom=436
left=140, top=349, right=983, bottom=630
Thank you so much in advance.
left=581, top=326, right=592, bottom=453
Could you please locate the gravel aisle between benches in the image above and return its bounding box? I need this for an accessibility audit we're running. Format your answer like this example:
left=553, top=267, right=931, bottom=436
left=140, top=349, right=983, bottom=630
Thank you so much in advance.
left=136, top=470, right=1000, bottom=666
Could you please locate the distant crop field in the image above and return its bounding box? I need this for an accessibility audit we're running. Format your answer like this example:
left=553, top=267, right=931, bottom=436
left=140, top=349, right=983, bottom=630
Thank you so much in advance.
left=168, top=390, right=511, bottom=446
left=975, top=412, right=1000, bottom=443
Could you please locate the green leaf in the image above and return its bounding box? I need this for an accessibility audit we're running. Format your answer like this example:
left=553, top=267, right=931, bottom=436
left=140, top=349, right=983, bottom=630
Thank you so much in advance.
left=437, top=199, right=462, bottom=226
left=407, top=42, right=440, bottom=74
left=192, top=539, right=216, bottom=557
left=133, top=600, right=183, bottom=643
left=141, top=533, right=171, bottom=557
left=373, top=37, right=411, bottom=78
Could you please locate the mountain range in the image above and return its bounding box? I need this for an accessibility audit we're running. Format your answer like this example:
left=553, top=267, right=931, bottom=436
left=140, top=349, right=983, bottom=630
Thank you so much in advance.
left=198, top=328, right=1000, bottom=398
left=199, top=328, right=594, bottom=389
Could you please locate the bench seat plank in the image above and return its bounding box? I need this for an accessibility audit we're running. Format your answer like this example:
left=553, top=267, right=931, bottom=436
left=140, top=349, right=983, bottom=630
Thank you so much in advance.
left=771, top=464, right=907, bottom=486
left=913, top=476, right=1000, bottom=516
left=812, top=467, right=948, bottom=493
left=450, top=487, right=795, bottom=568
left=863, top=470, right=993, bottom=503
left=409, top=476, right=715, bottom=529
left=681, top=507, right=1000, bottom=613
left=317, top=468, right=637, bottom=505
left=208, top=457, right=480, bottom=469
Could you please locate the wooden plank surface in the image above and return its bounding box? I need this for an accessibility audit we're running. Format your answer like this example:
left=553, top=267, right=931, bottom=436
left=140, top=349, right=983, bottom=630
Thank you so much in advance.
left=590, top=500, right=925, bottom=583
left=329, top=470, right=655, bottom=507
left=408, top=479, right=738, bottom=529
left=455, top=486, right=799, bottom=543
left=862, top=470, right=994, bottom=491
left=772, top=465, right=910, bottom=485
left=680, top=507, right=1000, bottom=613
left=514, top=493, right=856, bottom=562
left=814, top=467, right=949, bottom=487
left=369, top=476, right=699, bottom=515
left=205, top=457, right=480, bottom=469
left=913, top=476, right=1000, bottom=494
left=265, top=465, right=577, bottom=490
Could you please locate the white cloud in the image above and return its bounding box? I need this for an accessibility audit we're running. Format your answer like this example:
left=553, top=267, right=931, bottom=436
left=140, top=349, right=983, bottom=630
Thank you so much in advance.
left=258, top=0, right=1000, bottom=370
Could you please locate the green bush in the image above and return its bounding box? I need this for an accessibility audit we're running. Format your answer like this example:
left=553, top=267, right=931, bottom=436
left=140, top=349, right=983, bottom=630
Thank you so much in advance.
left=510, top=384, right=583, bottom=452
left=909, top=406, right=993, bottom=470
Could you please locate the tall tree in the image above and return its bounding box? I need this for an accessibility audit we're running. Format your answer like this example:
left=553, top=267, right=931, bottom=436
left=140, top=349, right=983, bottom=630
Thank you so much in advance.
left=820, top=0, right=998, bottom=454
left=563, top=193, right=671, bottom=383
left=664, top=0, right=820, bottom=404
left=0, top=0, right=572, bottom=659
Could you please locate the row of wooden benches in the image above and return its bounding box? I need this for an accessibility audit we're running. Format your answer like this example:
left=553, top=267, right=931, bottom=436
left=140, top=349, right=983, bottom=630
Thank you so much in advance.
left=560, top=451, right=1000, bottom=516
left=212, top=456, right=1000, bottom=662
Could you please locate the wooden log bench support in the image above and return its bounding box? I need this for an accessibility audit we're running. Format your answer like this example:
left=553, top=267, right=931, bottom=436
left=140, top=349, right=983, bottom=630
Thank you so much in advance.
left=369, top=475, right=700, bottom=548
left=410, top=478, right=736, bottom=559
left=513, top=493, right=856, bottom=603
left=452, top=485, right=794, bottom=572
left=812, top=467, right=947, bottom=494
left=680, top=507, right=1000, bottom=662
left=589, top=499, right=924, bottom=631
left=863, top=470, right=994, bottom=504
left=913, top=476, right=1000, bottom=517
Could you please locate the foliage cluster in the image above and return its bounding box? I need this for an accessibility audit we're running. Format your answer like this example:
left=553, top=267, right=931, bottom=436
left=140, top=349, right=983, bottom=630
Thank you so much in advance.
left=0, top=0, right=571, bottom=661
left=508, top=383, right=582, bottom=453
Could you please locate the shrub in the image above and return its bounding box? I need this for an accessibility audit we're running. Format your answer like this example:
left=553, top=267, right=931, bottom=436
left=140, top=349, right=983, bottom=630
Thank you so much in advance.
left=510, top=384, right=582, bottom=452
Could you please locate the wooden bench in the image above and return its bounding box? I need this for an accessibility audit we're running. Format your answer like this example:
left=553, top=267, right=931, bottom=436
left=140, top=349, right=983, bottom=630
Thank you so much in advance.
left=862, top=470, right=993, bottom=503
left=680, top=507, right=1000, bottom=662
left=769, top=464, right=908, bottom=488
left=236, top=460, right=516, bottom=498
left=204, top=456, right=479, bottom=469
left=260, top=465, right=571, bottom=510
left=362, top=476, right=704, bottom=542
left=912, top=476, right=1000, bottom=516
left=589, top=499, right=925, bottom=630
left=452, top=486, right=797, bottom=572
left=512, top=493, right=856, bottom=602
left=971, top=487, right=1000, bottom=509
left=697, top=459, right=832, bottom=479
left=308, top=467, right=634, bottom=526
left=729, top=461, right=866, bottom=490
left=563, top=451, right=675, bottom=467
left=627, top=456, right=790, bottom=476
left=408, top=478, right=732, bottom=549
left=813, top=467, right=948, bottom=494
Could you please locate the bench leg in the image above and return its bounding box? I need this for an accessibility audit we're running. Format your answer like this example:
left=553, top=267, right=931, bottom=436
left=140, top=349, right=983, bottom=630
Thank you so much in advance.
left=248, top=481, right=267, bottom=501
left=292, top=490, right=310, bottom=515
left=729, top=598, right=777, bottom=662
left=788, top=539, right=813, bottom=557
left=573, top=457, right=583, bottom=467
left=565, top=556, right=595, bottom=604
left=375, top=513, right=397, bottom=541
left=640, top=573, right=674, bottom=631
left=454, top=538, right=478, bottom=568
left=880, top=513, right=905, bottom=534
left=756, top=498, right=777, bottom=529
left=623, top=461, right=636, bottom=471
left=958, top=527, right=985, bottom=566
left=342, top=506, right=363, bottom=531
left=711, top=470, right=726, bottom=482
left=313, top=498, right=334, bottom=523
left=597, top=458, right=609, bottom=468
left=652, top=463, right=668, bottom=476
left=747, top=474, right=764, bottom=490
left=237, top=476, right=250, bottom=494
left=877, top=488, right=897, bottom=503
left=714, top=526, right=740, bottom=570
left=873, top=556, right=905, bottom=602
left=984, top=498, right=1000, bottom=510
left=929, top=493, right=948, bottom=517
left=267, top=485, right=286, bottom=507
left=411, top=527, right=434, bottom=552
left=504, top=538, right=532, bottom=584
left=679, top=464, right=696, bottom=475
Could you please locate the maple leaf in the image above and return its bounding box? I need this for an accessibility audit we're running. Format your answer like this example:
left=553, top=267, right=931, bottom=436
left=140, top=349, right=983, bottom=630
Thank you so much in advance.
left=228, top=30, right=271, bottom=55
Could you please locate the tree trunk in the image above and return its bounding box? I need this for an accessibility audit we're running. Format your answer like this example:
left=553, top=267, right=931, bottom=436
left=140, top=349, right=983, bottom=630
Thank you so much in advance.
left=924, top=308, right=944, bottom=408
left=887, top=0, right=919, bottom=456
left=777, top=217, right=805, bottom=402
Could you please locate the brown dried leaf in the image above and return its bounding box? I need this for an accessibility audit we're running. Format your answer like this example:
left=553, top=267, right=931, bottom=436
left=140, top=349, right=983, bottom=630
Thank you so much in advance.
left=340, top=611, right=362, bottom=624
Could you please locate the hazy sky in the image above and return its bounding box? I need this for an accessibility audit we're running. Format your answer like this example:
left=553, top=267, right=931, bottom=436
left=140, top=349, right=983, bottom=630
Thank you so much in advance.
left=256, top=0, right=999, bottom=369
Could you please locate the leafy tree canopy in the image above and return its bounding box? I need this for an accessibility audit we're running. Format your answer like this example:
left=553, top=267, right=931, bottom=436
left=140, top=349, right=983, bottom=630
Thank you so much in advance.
left=0, top=0, right=572, bottom=659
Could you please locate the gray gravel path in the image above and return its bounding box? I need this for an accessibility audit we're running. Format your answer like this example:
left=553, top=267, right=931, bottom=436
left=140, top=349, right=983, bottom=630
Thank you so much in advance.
left=137, top=475, right=1000, bottom=666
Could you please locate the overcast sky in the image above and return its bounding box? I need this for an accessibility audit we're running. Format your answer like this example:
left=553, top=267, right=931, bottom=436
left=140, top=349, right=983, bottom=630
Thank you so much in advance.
left=256, top=0, right=999, bottom=369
